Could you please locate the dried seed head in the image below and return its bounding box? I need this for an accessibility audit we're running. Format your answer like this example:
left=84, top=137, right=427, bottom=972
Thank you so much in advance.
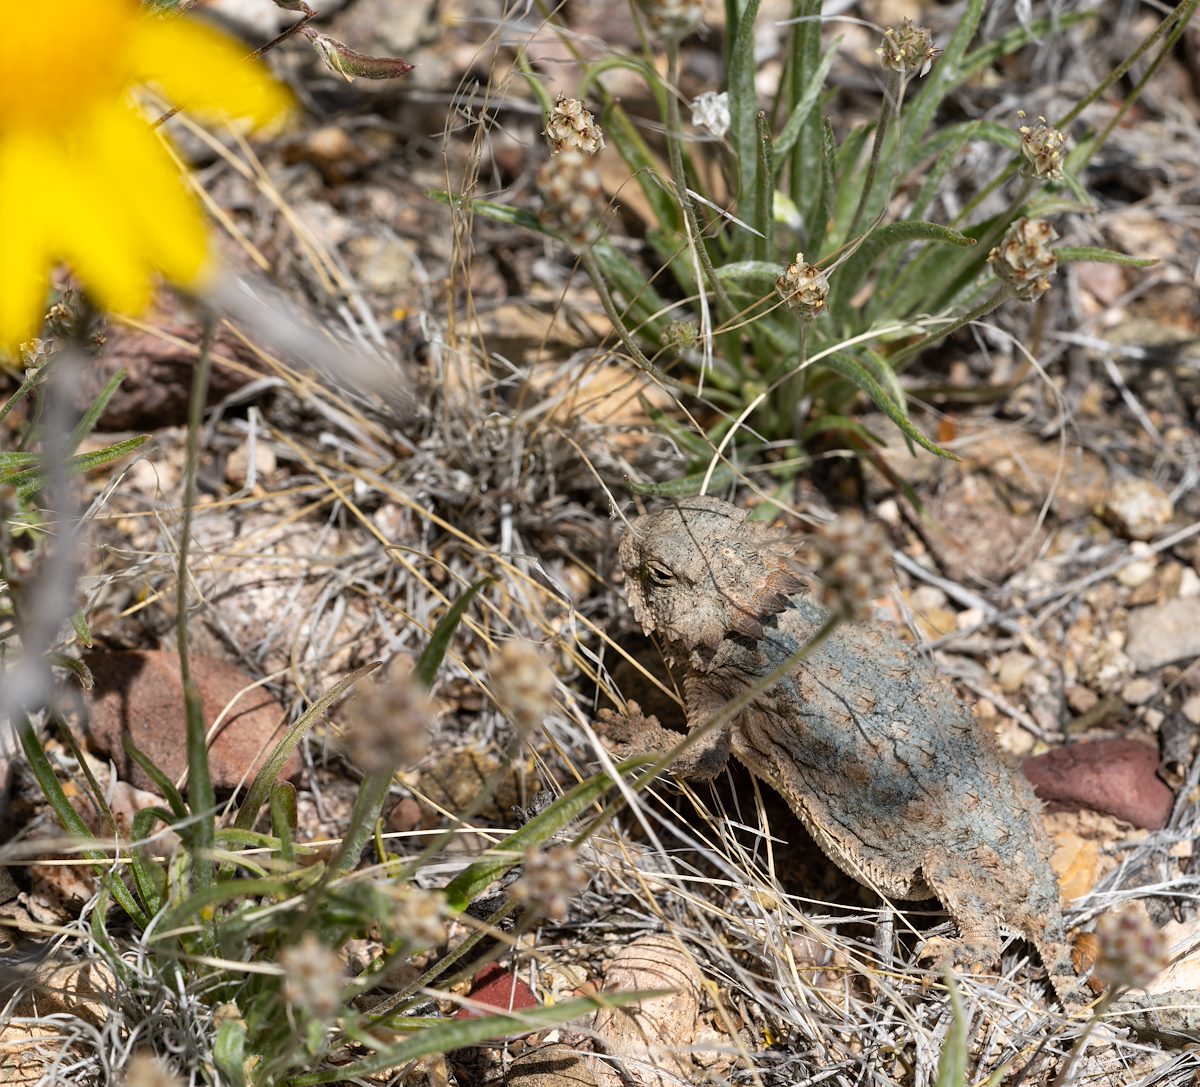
left=544, top=93, right=604, bottom=156
left=1094, top=906, right=1167, bottom=990
left=989, top=217, right=1059, bottom=302
left=877, top=19, right=940, bottom=78
left=537, top=149, right=604, bottom=247
left=280, top=933, right=345, bottom=1019
left=661, top=319, right=698, bottom=350
left=490, top=639, right=556, bottom=735
left=511, top=844, right=589, bottom=920
left=1019, top=114, right=1066, bottom=181
left=634, top=0, right=704, bottom=40
left=341, top=661, right=433, bottom=773
left=380, top=884, right=447, bottom=948
left=811, top=513, right=892, bottom=622
left=776, top=252, right=830, bottom=321
left=691, top=90, right=731, bottom=140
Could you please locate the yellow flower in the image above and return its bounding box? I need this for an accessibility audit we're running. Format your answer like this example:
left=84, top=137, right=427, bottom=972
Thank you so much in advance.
left=0, top=0, right=291, bottom=348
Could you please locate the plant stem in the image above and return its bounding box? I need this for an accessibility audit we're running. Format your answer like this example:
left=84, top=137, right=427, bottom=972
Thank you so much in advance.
left=179, top=312, right=217, bottom=889
left=665, top=40, right=735, bottom=318
left=578, top=247, right=667, bottom=380
left=889, top=286, right=1009, bottom=370
left=847, top=70, right=904, bottom=240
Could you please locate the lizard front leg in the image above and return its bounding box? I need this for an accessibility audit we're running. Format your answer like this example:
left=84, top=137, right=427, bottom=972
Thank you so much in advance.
left=596, top=691, right=733, bottom=782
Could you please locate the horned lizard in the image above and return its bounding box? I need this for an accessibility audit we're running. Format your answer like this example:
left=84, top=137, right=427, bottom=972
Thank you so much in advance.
left=604, top=496, right=1082, bottom=1005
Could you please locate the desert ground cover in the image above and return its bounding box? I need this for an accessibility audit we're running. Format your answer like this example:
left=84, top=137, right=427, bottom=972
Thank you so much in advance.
left=2, top=0, right=1200, bottom=1084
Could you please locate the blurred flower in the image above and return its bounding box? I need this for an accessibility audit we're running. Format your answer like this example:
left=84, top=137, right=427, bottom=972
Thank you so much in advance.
left=691, top=91, right=731, bottom=140
left=382, top=884, right=447, bottom=948
left=281, top=932, right=345, bottom=1020
left=121, top=1054, right=183, bottom=1087
left=1095, top=905, right=1167, bottom=990
left=537, top=149, right=604, bottom=247
left=1018, top=113, right=1067, bottom=181
left=544, top=94, right=605, bottom=156
left=877, top=19, right=940, bottom=78
left=511, top=844, right=589, bottom=920
left=811, top=513, right=892, bottom=622
left=341, top=661, right=434, bottom=772
left=989, top=217, right=1059, bottom=301
left=635, top=0, right=704, bottom=40
left=776, top=252, right=829, bottom=321
left=490, top=639, right=556, bottom=735
left=0, top=0, right=290, bottom=349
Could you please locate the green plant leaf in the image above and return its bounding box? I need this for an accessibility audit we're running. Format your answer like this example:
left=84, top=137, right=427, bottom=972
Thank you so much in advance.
left=123, top=735, right=188, bottom=819
left=774, top=36, right=840, bottom=164
left=17, top=716, right=148, bottom=926
left=290, top=993, right=662, bottom=1085
left=728, top=0, right=764, bottom=251
left=628, top=464, right=738, bottom=497
left=67, top=367, right=126, bottom=454
left=934, top=968, right=968, bottom=1087
left=13, top=434, right=150, bottom=501
left=234, top=662, right=380, bottom=833
left=1056, top=246, right=1158, bottom=268
left=443, top=760, right=643, bottom=911
left=823, top=353, right=958, bottom=460
left=602, top=101, right=683, bottom=236
left=415, top=576, right=492, bottom=688
left=834, top=221, right=975, bottom=323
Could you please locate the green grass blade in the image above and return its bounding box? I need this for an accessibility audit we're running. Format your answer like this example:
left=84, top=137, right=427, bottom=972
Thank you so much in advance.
left=774, top=35, right=840, bottom=164
left=290, top=994, right=663, bottom=1085
left=415, top=575, right=492, bottom=688
left=67, top=368, right=126, bottom=454
left=234, top=662, right=380, bottom=832
left=122, top=735, right=189, bottom=819
left=17, top=716, right=149, bottom=926
left=443, top=760, right=646, bottom=911
left=822, top=352, right=957, bottom=460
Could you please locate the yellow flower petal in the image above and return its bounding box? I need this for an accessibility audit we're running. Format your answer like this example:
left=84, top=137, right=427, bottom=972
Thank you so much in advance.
left=87, top=102, right=211, bottom=290
left=0, top=135, right=52, bottom=347
left=27, top=127, right=153, bottom=318
left=131, top=18, right=293, bottom=127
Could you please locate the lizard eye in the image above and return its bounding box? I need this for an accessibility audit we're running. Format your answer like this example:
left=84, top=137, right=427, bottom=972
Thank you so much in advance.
left=644, top=560, right=674, bottom=586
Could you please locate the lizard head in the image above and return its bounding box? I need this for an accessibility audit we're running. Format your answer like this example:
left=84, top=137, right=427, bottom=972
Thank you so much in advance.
left=619, top=496, right=804, bottom=668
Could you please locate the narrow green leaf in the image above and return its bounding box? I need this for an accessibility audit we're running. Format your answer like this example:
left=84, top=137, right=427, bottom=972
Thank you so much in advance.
left=834, top=221, right=975, bottom=321
left=426, top=191, right=545, bottom=234
left=901, top=0, right=986, bottom=168
left=728, top=0, right=765, bottom=245
left=17, top=717, right=149, bottom=926
left=934, top=968, right=969, bottom=1087
left=415, top=576, right=492, bottom=689
left=67, top=368, right=126, bottom=454
left=234, top=662, right=380, bottom=832
left=628, top=465, right=737, bottom=497
left=1056, top=246, right=1158, bottom=268
left=129, top=807, right=173, bottom=916
left=13, top=435, right=150, bottom=501
left=290, top=993, right=663, bottom=1086
left=822, top=353, right=958, bottom=460
left=774, top=35, right=840, bottom=164
left=69, top=610, right=93, bottom=650
left=753, top=111, right=775, bottom=262
left=270, top=782, right=297, bottom=864
left=123, top=735, right=189, bottom=820
left=443, top=761, right=644, bottom=910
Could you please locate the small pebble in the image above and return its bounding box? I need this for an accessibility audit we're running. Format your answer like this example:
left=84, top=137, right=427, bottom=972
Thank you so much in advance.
left=1182, top=694, right=1200, bottom=727
left=957, top=607, right=984, bottom=630
left=997, top=651, right=1037, bottom=693
left=1102, top=477, right=1174, bottom=541
left=1180, top=568, right=1200, bottom=598
left=1117, top=559, right=1156, bottom=589
left=1121, top=677, right=1159, bottom=706
left=1066, top=685, right=1099, bottom=715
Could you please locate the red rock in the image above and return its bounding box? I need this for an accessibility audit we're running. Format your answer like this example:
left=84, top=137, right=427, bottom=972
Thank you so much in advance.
left=83, top=650, right=299, bottom=794
left=1022, top=739, right=1174, bottom=830
left=454, top=964, right=539, bottom=1019
left=76, top=294, right=266, bottom=431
